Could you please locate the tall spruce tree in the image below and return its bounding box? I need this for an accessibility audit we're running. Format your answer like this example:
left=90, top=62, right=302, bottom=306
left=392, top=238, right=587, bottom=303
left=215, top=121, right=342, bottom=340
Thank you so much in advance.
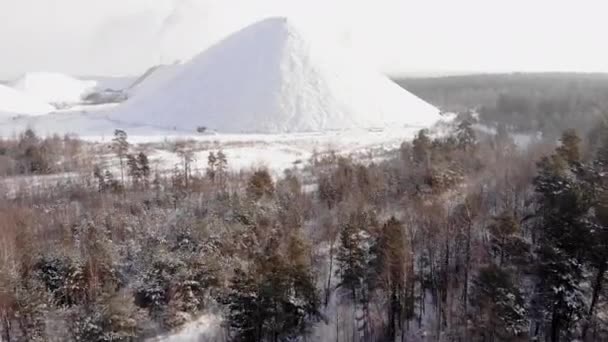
left=532, top=130, right=593, bottom=341
left=470, top=265, right=528, bottom=341
left=336, top=213, right=369, bottom=302
left=456, top=120, right=477, bottom=151
left=373, top=217, right=406, bottom=340
left=225, top=233, right=319, bottom=341
left=412, top=129, right=432, bottom=168
left=581, top=125, right=608, bottom=339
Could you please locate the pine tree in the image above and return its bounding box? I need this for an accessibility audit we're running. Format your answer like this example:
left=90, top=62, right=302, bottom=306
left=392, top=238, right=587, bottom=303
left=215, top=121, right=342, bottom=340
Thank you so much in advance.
left=412, top=129, right=432, bottom=167
left=173, top=141, right=194, bottom=188
left=488, top=212, right=530, bottom=266
left=137, top=152, right=150, bottom=181
left=224, top=238, right=319, bottom=341
left=581, top=126, right=608, bottom=339
left=104, top=169, right=121, bottom=193
left=93, top=165, right=106, bottom=192
left=336, top=213, right=369, bottom=302
left=456, top=119, right=477, bottom=151
left=126, top=152, right=151, bottom=189
left=126, top=154, right=140, bottom=186
left=217, top=150, right=228, bottom=188
left=532, top=130, right=593, bottom=341
left=470, top=265, right=528, bottom=341
left=69, top=295, right=145, bottom=342
left=373, top=217, right=407, bottom=340
left=207, top=152, right=217, bottom=182
left=556, top=129, right=581, bottom=165
left=112, top=129, right=129, bottom=185
left=246, top=169, right=274, bottom=201
left=225, top=268, right=261, bottom=342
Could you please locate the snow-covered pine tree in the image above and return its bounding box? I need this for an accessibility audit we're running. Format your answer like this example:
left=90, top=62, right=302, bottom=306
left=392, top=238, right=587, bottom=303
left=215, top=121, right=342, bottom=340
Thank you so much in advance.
left=532, top=130, right=592, bottom=341
left=112, top=129, right=129, bottom=185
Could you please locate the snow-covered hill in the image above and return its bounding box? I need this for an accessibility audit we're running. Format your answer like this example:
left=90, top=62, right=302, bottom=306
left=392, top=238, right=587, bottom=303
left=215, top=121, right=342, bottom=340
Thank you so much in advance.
left=111, top=17, right=440, bottom=133
left=11, top=72, right=98, bottom=106
left=0, top=84, right=54, bottom=116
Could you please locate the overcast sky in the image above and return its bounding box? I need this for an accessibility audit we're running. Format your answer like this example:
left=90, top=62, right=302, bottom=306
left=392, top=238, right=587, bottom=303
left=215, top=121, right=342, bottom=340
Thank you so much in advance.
left=0, top=0, right=606, bottom=79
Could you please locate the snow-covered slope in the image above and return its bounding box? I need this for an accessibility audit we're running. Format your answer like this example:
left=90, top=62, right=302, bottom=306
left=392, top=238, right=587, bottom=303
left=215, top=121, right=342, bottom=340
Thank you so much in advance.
left=12, top=72, right=98, bottom=105
left=111, top=17, right=440, bottom=133
left=0, top=84, right=54, bottom=116
left=126, top=63, right=182, bottom=97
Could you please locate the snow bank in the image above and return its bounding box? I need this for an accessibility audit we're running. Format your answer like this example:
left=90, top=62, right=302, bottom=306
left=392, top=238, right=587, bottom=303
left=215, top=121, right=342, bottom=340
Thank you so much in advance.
left=112, top=17, right=440, bottom=133
left=148, top=314, right=223, bottom=342
left=12, top=72, right=98, bottom=105
left=0, top=84, right=54, bottom=116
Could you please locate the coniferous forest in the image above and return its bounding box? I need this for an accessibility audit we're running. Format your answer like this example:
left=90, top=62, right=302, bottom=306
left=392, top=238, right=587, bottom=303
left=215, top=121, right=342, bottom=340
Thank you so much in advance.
left=2, top=75, right=608, bottom=341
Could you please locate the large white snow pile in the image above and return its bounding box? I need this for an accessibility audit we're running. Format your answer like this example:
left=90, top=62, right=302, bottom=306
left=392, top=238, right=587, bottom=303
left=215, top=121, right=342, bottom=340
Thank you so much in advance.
left=12, top=72, right=98, bottom=105
left=0, top=84, right=54, bottom=116
left=111, top=17, right=441, bottom=133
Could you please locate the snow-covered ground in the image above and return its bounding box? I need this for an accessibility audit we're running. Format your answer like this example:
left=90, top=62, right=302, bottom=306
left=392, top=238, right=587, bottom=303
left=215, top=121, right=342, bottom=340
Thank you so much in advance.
left=0, top=84, right=55, bottom=116
left=0, top=99, right=444, bottom=175
left=10, top=72, right=98, bottom=105
left=0, top=99, right=450, bottom=186
left=147, top=314, right=224, bottom=342
left=139, top=124, right=428, bottom=174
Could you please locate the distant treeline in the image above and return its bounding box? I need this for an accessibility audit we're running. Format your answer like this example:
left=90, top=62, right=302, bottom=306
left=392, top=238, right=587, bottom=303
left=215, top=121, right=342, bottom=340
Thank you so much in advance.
left=396, top=73, right=608, bottom=137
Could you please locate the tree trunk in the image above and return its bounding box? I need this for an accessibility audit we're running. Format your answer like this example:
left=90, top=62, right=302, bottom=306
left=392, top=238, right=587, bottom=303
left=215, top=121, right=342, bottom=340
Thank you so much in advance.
left=444, top=235, right=451, bottom=332
left=550, top=308, right=560, bottom=342
left=2, top=315, right=11, bottom=342
left=388, top=288, right=396, bottom=341
left=184, top=158, right=189, bottom=188
left=326, top=240, right=335, bottom=307
left=463, top=219, right=472, bottom=341
left=582, top=260, right=607, bottom=341
left=119, top=157, right=124, bottom=185
left=336, top=306, right=340, bottom=342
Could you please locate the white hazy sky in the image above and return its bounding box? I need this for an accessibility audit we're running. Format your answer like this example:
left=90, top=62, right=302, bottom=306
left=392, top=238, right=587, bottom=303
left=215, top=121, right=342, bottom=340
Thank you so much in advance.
left=0, top=0, right=606, bottom=79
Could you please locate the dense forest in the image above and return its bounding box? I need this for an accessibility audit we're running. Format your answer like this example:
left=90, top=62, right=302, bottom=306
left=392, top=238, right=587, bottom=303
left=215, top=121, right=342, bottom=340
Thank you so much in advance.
left=397, top=73, right=608, bottom=137
left=1, top=114, right=608, bottom=341
left=2, top=73, right=608, bottom=341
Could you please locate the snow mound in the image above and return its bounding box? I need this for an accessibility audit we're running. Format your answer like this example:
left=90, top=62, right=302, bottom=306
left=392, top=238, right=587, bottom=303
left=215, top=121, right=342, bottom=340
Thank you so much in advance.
left=0, top=84, right=55, bottom=116
left=112, top=17, right=440, bottom=133
left=12, top=72, right=98, bottom=106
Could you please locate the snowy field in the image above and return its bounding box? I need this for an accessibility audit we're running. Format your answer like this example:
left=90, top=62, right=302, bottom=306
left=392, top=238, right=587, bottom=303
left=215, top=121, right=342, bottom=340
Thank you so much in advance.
left=0, top=103, right=441, bottom=175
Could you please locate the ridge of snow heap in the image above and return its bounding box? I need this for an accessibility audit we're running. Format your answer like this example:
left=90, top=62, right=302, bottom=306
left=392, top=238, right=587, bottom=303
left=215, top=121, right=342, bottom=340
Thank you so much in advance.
left=12, top=72, right=98, bottom=106
left=126, top=63, right=183, bottom=98
left=111, top=17, right=441, bottom=134
left=0, top=84, right=55, bottom=116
